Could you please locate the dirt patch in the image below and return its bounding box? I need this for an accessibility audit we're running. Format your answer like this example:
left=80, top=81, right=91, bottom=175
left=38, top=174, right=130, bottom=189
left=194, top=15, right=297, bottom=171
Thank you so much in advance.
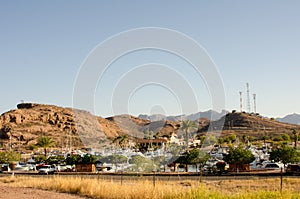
left=0, top=186, right=89, bottom=199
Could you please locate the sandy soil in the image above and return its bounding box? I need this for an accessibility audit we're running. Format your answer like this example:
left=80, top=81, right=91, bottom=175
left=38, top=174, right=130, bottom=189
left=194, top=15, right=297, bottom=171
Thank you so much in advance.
left=0, top=186, right=89, bottom=199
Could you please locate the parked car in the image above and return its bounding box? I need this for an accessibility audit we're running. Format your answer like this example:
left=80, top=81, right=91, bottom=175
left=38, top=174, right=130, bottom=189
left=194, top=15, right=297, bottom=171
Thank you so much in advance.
left=286, top=164, right=300, bottom=175
left=1, top=164, right=10, bottom=172
left=38, top=165, right=56, bottom=174
left=57, top=165, right=73, bottom=172
left=262, top=163, right=283, bottom=170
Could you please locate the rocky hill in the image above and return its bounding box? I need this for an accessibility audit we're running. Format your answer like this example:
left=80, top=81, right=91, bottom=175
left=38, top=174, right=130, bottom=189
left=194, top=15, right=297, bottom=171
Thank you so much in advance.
left=200, top=112, right=300, bottom=138
left=0, top=103, right=181, bottom=151
left=0, top=103, right=125, bottom=151
left=1, top=103, right=299, bottom=152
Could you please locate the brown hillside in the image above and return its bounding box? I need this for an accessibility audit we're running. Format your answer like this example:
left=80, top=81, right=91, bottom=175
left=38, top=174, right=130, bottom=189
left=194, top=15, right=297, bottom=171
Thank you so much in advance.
left=106, top=115, right=182, bottom=138
left=0, top=103, right=122, bottom=151
left=0, top=103, right=180, bottom=151
left=199, top=112, right=300, bottom=138
left=1, top=104, right=299, bottom=152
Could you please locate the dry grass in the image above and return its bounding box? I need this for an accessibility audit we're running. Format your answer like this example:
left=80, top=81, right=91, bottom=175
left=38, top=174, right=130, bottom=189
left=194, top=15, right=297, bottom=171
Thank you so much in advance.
left=1, top=175, right=300, bottom=199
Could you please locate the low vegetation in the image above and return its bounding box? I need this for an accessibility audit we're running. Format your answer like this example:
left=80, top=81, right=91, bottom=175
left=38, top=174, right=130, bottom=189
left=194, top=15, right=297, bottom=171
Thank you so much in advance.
left=1, top=175, right=300, bottom=199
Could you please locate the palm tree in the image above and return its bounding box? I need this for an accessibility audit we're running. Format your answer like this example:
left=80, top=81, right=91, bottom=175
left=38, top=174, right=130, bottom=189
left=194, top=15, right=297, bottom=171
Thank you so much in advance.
left=119, top=135, right=128, bottom=148
left=113, top=135, right=129, bottom=149
left=36, top=136, right=55, bottom=158
left=181, top=120, right=198, bottom=150
left=292, top=129, right=298, bottom=148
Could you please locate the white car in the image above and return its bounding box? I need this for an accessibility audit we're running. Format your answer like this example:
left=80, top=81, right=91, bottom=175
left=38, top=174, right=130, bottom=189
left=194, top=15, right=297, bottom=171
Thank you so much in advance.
left=38, top=165, right=56, bottom=174
left=262, top=162, right=284, bottom=170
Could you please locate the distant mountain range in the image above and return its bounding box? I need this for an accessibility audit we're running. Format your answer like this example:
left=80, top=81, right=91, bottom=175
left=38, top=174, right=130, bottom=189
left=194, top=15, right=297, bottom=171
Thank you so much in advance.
left=139, top=111, right=300, bottom=125
left=276, top=113, right=300, bottom=125
left=138, top=110, right=229, bottom=122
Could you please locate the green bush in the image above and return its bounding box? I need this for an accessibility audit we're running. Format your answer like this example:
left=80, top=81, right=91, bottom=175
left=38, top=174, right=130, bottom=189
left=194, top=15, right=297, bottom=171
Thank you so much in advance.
left=29, top=145, right=38, bottom=150
left=47, top=155, right=66, bottom=165
left=0, top=151, right=21, bottom=164
left=66, top=154, right=81, bottom=165
left=66, top=154, right=97, bottom=165
left=34, top=155, right=47, bottom=164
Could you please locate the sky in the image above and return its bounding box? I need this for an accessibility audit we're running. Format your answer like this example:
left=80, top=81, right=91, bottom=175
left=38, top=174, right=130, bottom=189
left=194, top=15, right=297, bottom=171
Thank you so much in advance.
left=0, top=1, right=300, bottom=118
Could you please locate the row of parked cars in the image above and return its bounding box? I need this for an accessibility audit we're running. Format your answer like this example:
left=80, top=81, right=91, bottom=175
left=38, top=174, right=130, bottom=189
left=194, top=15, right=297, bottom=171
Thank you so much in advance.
left=0, top=163, right=74, bottom=175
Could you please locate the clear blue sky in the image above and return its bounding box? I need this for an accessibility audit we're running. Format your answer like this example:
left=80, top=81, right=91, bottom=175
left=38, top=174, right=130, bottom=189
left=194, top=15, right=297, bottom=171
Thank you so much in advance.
left=0, top=1, right=300, bottom=118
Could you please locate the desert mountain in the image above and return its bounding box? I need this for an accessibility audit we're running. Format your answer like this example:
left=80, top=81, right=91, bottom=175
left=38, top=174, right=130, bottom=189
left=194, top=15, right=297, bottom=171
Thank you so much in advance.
left=0, top=103, right=124, bottom=151
left=138, top=110, right=228, bottom=122
left=276, top=113, right=300, bottom=125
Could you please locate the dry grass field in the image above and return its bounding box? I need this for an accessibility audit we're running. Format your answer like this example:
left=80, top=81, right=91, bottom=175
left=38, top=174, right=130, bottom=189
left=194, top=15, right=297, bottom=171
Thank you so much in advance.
left=1, top=175, right=300, bottom=199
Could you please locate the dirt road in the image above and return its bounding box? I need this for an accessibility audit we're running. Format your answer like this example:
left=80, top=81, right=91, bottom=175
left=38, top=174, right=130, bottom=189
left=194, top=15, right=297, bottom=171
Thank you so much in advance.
left=0, top=186, right=89, bottom=199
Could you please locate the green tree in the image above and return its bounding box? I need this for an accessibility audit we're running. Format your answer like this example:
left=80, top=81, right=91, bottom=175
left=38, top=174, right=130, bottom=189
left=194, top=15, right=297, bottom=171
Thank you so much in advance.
left=224, top=134, right=237, bottom=144
left=36, top=136, right=55, bottom=157
left=217, top=137, right=224, bottom=145
left=242, top=135, right=250, bottom=145
left=223, top=145, right=255, bottom=166
left=66, top=154, right=81, bottom=165
left=153, top=156, right=169, bottom=171
left=175, top=148, right=210, bottom=172
left=187, top=149, right=210, bottom=165
left=261, top=135, right=267, bottom=146
left=181, top=120, right=198, bottom=150
left=270, top=145, right=300, bottom=167
left=282, top=134, right=290, bottom=142
left=47, top=155, right=65, bottom=165
left=81, top=154, right=97, bottom=164
left=200, top=135, right=206, bottom=145
left=205, top=134, right=217, bottom=145
left=129, top=155, right=152, bottom=172
left=273, top=136, right=283, bottom=142
left=34, top=155, right=47, bottom=164
left=0, top=151, right=21, bottom=164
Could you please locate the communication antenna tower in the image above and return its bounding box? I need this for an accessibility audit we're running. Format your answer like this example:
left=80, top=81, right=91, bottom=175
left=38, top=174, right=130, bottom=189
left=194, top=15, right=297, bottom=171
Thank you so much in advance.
left=246, top=83, right=251, bottom=113
left=239, top=91, right=243, bottom=112
left=253, top=94, right=257, bottom=113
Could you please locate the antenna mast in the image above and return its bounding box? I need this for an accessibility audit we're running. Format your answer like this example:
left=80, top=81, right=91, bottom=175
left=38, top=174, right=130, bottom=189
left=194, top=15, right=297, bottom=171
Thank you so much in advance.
left=253, top=93, right=256, bottom=113
left=246, top=83, right=251, bottom=113
left=239, top=91, right=243, bottom=112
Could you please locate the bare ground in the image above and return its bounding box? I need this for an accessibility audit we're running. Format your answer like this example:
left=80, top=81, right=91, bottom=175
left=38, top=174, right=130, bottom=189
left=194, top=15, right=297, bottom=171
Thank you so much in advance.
left=0, top=186, right=89, bottom=199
